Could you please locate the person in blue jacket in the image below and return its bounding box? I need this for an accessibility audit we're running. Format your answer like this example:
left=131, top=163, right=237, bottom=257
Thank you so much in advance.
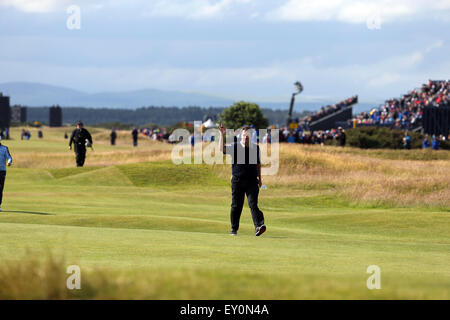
left=432, top=135, right=440, bottom=150
left=0, top=135, right=13, bottom=212
left=403, top=131, right=412, bottom=149
left=422, top=135, right=430, bottom=149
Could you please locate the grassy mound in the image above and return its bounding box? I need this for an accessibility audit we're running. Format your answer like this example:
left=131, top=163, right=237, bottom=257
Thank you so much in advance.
left=117, top=161, right=228, bottom=188
left=49, top=167, right=104, bottom=179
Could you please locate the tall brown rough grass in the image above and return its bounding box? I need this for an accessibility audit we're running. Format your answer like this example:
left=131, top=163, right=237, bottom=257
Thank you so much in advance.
left=0, top=253, right=130, bottom=299
left=266, top=144, right=450, bottom=208
left=0, top=253, right=76, bottom=299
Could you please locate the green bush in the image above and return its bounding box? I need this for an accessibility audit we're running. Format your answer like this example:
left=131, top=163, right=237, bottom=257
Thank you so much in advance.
left=219, top=101, right=269, bottom=130
left=346, top=127, right=449, bottom=149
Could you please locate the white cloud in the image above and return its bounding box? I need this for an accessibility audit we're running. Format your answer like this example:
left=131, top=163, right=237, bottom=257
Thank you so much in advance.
left=3, top=0, right=450, bottom=23
left=268, top=0, right=450, bottom=23
left=0, top=0, right=66, bottom=13
left=0, top=0, right=120, bottom=13
left=425, top=40, right=444, bottom=53
left=144, top=0, right=252, bottom=20
left=367, top=72, right=402, bottom=87
left=1, top=44, right=446, bottom=102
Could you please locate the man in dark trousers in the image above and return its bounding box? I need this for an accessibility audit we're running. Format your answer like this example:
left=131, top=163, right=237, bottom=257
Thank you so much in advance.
left=69, top=121, right=93, bottom=167
left=110, top=129, right=117, bottom=146
left=219, top=124, right=266, bottom=237
left=0, top=135, right=13, bottom=212
left=132, top=128, right=138, bottom=147
left=337, top=127, right=346, bottom=147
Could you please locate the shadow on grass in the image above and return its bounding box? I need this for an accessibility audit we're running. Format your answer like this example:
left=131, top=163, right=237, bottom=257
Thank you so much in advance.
left=3, top=210, right=54, bottom=216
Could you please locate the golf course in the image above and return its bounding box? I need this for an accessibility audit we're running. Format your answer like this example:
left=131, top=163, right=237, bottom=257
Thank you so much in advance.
left=0, top=126, right=449, bottom=299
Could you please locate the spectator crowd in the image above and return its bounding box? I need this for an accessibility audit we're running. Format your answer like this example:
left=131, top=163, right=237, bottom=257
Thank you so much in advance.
left=351, top=80, right=449, bottom=129
left=279, top=127, right=346, bottom=146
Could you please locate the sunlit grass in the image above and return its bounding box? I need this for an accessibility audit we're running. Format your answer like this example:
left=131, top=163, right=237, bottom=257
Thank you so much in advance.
left=0, top=126, right=448, bottom=299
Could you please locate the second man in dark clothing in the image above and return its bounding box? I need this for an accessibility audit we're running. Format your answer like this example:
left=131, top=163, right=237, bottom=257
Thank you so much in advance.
left=69, top=122, right=93, bottom=167
left=110, top=129, right=117, bottom=146
left=337, top=127, right=346, bottom=147
left=132, top=128, right=138, bottom=147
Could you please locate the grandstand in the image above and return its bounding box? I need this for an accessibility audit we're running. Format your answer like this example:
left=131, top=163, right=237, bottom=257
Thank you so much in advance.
left=423, top=105, right=450, bottom=136
left=351, top=80, right=450, bottom=135
left=301, top=96, right=358, bottom=131
left=283, top=80, right=450, bottom=145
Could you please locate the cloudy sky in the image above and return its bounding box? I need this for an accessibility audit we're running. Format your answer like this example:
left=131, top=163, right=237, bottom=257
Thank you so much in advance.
left=0, top=0, right=449, bottom=103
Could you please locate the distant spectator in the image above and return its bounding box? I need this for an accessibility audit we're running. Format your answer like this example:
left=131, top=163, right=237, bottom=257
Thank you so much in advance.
left=21, top=129, right=31, bottom=140
left=287, top=134, right=296, bottom=143
left=110, top=129, right=117, bottom=146
left=422, top=135, right=430, bottom=149
left=251, top=127, right=258, bottom=144
left=337, top=127, right=346, bottom=147
left=432, top=135, right=440, bottom=150
left=262, top=130, right=272, bottom=144
left=38, top=130, right=43, bottom=139
left=132, top=128, right=138, bottom=147
left=403, top=131, right=412, bottom=149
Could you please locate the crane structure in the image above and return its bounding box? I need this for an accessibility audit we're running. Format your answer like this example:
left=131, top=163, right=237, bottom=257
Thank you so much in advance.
left=287, top=81, right=303, bottom=127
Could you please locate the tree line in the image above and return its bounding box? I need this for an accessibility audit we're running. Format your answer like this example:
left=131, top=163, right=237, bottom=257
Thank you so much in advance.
left=25, top=105, right=309, bottom=127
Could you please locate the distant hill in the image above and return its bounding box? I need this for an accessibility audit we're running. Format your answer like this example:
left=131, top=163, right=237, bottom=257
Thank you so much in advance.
left=24, top=106, right=310, bottom=127
left=0, top=82, right=376, bottom=117
left=0, top=82, right=233, bottom=108
left=0, top=82, right=375, bottom=113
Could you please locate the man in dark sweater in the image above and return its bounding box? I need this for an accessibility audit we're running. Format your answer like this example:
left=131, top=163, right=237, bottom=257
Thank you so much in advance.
left=132, top=128, right=138, bottom=147
left=219, top=124, right=266, bottom=237
left=110, top=129, right=117, bottom=146
left=337, top=127, right=346, bottom=147
left=69, top=122, right=93, bottom=167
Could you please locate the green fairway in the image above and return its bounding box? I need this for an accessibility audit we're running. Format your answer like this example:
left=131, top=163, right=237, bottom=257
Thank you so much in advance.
left=0, top=127, right=449, bottom=299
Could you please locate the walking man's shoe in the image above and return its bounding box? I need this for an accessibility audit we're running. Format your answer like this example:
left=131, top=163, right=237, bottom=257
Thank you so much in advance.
left=230, top=230, right=237, bottom=236
left=255, top=225, right=266, bottom=236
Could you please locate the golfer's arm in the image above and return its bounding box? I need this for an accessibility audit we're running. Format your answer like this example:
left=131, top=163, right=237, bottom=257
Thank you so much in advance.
left=6, top=148, right=12, bottom=165
left=221, top=131, right=226, bottom=154
left=69, top=132, right=74, bottom=147
left=87, top=131, right=93, bottom=144
left=257, top=146, right=261, bottom=181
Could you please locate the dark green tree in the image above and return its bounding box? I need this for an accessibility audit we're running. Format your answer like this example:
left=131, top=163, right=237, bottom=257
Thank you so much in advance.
left=219, top=101, right=269, bottom=129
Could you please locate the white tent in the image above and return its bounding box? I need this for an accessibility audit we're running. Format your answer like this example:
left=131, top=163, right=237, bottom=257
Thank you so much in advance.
left=202, top=118, right=217, bottom=128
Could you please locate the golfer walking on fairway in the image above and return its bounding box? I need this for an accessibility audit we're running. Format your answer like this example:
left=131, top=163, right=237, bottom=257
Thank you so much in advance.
left=219, top=124, right=266, bottom=236
left=69, top=121, right=93, bottom=167
left=0, top=135, right=13, bottom=212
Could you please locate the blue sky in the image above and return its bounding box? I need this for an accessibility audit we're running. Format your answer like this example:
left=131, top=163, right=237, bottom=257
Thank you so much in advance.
left=0, top=0, right=449, bottom=103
